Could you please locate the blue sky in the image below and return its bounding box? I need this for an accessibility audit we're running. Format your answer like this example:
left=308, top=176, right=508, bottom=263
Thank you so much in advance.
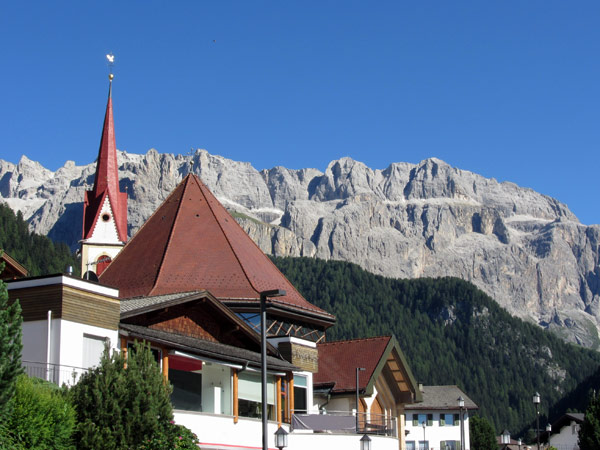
left=1, top=1, right=599, bottom=224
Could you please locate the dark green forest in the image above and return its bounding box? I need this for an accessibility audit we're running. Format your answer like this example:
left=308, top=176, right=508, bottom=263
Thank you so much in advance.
left=0, top=203, right=79, bottom=277
left=272, top=256, right=600, bottom=437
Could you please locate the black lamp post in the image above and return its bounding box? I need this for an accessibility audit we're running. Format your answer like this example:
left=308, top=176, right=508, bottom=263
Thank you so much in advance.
left=356, top=367, right=365, bottom=433
left=422, top=422, right=427, bottom=450
left=518, top=438, right=522, bottom=450
left=458, top=396, right=465, bottom=450
left=533, top=392, right=541, bottom=450
left=360, top=433, right=372, bottom=450
left=546, top=423, right=552, bottom=447
left=274, top=426, right=288, bottom=450
left=260, top=289, right=286, bottom=450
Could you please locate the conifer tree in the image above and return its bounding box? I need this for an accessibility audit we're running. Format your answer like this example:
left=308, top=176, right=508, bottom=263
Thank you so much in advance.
left=0, top=261, right=23, bottom=420
left=70, top=341, right=174, bottom=450
left=469, top=415, right=497, bottom=450
left=579, top=391, right=600, bottom=450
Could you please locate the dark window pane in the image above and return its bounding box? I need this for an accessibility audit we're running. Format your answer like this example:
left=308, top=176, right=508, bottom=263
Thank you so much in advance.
left=170, top=368, right=202, bottom=411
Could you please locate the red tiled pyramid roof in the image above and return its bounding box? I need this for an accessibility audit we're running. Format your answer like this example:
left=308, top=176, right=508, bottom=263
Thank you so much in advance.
left=314, top=336, right=392, bottom=392
left=100, top=174, right=334, bottom=323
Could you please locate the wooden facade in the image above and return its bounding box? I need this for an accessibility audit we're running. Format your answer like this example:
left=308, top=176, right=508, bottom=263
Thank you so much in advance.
left=8, top=281, right=120, bottom=330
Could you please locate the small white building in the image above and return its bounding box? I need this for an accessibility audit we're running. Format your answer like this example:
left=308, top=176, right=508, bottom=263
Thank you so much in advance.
left=7, top=274, right=121, bottom=386
left=545, top=413, right=583, bottom=450
left=404, top=385, right=478, bottom=450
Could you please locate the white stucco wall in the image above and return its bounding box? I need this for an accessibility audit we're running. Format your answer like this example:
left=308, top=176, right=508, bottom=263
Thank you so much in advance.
left=21, top=318, right=118, bottom=386
left=89, top=196, right=121, bottom=244
left=174, top=412, right=399, bottom=450
left=405, top=410, right=471, bottom=450
left=549, top=421, right=580, bottom=450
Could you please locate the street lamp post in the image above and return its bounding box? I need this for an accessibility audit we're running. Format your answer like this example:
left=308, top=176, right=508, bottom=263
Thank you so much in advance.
left=360, top=434, right=372, bottom=450
left=356, top=367, right=366, bottom=433
left=533, top=392, right=541, bottom=450
left=274, top=426, right=288, bottom=450
left=546, top=423, right=552, bottom=447
left=458, top=396, right=465, bottom=450
left=260, top=289, right=286, bottom=450
left=501, top=430, right=511, bottom=450
left=422, top=422, right=427, bottom=450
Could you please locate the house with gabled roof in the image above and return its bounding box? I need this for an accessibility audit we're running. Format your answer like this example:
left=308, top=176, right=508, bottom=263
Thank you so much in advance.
left=404, top=385, right=478, bottom=450
left=308, top=336, right=421, bottom=448
left=543, top=412, right=583, bottom=450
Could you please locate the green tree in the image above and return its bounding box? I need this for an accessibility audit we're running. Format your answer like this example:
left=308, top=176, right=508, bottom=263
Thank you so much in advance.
left=470, top=415, right=497, bottom=450
left=0, top=261, right=23, bottom=420
left=579, top=391, right=600, bottom=450
left=3, top=375, right=76, bottom=449
left=70, top=341, right=197, bottom=450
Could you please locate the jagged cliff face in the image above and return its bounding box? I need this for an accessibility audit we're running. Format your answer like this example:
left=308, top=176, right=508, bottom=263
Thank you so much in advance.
left=2, top=150, right=599, bottom=347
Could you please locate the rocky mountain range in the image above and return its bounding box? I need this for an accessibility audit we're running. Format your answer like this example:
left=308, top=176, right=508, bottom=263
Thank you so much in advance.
left=1, top=149, right=599, bottom=348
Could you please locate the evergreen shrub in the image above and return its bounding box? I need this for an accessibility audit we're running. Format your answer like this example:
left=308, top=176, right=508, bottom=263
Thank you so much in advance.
left=4, top=375, right=76, bottom=450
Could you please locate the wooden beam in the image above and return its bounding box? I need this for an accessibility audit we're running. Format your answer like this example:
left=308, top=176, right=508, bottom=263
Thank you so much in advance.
left=161, top=347, right=169, bottom=384
left=121, top=337, right=128, bottom=369
left=289, top=374, right=295, bottom=418
left=233, top=369, right=239, bottom=424
left=277, top=376, right=282, bottom=426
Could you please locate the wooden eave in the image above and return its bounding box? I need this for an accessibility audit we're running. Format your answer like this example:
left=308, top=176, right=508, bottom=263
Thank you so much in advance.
left=120, top=290, right=281, bottom=356
left=365, top=335, right=422, bottom=403
left=1, top=251, right=28, bottom=279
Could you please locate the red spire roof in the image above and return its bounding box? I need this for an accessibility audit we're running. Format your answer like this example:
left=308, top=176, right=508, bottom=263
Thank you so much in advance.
left=82, top=82, right=128, bottom=242
left=99, top=174, right=334, bottom=325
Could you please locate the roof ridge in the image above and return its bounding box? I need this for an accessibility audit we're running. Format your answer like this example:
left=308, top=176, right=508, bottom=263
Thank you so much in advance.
left=194, top=175, right=258, bottom=296
left=320, top=335, right=392, bottom=345
left=150, top=175, right=192, bottom=294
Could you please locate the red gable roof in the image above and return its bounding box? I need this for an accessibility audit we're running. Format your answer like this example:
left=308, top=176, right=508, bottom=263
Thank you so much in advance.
left=314, top=336, right=392, bottom=393
left=100, top=174, right=334, bottom=324
left=82, top=82, right=128, bottom=243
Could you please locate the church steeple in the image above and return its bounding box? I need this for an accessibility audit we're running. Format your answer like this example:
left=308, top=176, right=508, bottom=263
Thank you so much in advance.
left=81, top=71, right=128, bottom=278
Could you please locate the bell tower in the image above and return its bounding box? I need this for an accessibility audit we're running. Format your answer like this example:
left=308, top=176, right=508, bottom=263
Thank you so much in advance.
left=80, top=70, right=128, bottom=279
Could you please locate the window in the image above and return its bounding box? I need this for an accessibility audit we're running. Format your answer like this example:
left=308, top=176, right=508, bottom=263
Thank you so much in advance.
left=406, top=441, right=416, bottom=450
left=440, top=441, right=459, bottom=450
left=418, top=441, right=429, bottom=450
left=427, top=413, right=433, bottom=426
left=441, top=413, right=454, bottom=426
left=454, top=413, right=460, bottom=426
left=170, top=368, right=202, bottom=411
left=294, top=374, right=308, bottom=414
left=418, top=414, right=427, bottom=425
left=168, top=353, right=203, bottom=412
left=82, top=334, right=107, bottom=368
left=238, top=371, right=276, bottom=420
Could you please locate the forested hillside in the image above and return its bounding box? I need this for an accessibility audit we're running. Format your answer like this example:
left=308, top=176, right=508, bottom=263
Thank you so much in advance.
left=272, top=256, right=600, bottom=436
left=0, top=203, right=79, bottom=277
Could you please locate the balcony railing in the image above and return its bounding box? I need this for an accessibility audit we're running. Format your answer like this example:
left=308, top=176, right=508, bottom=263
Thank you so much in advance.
left=291, top=410, right=397, bottom=437
left=22, top=360, right=89, bottom=386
